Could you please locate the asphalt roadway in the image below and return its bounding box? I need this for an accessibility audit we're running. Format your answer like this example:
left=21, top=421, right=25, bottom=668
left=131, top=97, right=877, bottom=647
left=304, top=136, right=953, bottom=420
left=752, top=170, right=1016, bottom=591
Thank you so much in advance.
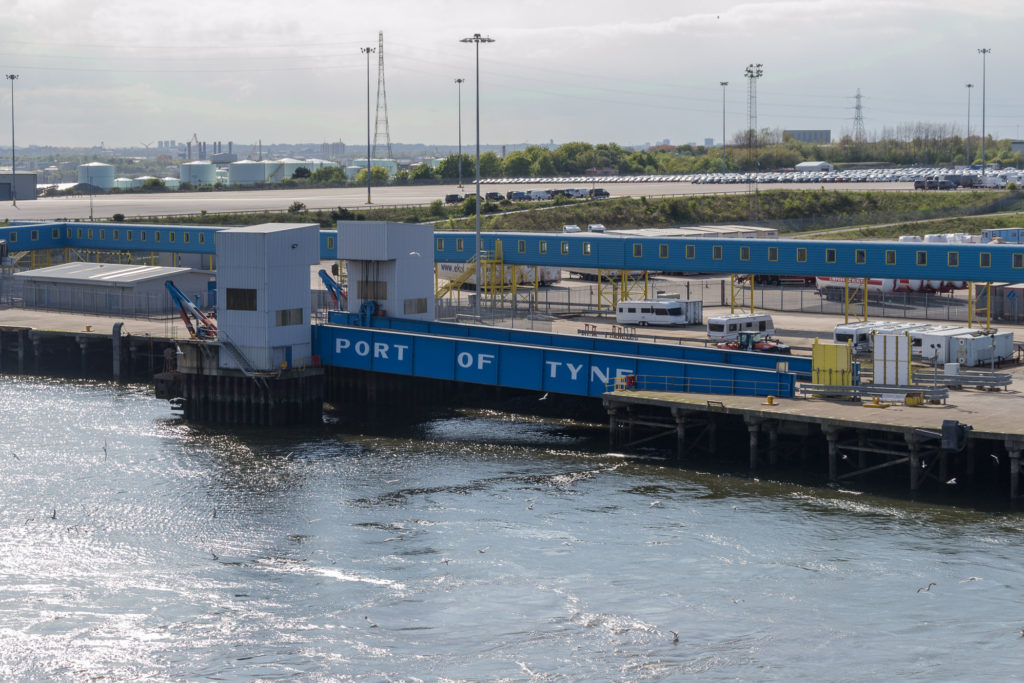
left=1, top=181, right=914, bottom=223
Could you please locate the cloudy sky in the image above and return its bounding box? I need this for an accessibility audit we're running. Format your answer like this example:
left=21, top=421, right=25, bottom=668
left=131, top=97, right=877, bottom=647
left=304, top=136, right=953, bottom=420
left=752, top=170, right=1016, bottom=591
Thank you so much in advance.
left=2, top=0, right=1022, bottom=149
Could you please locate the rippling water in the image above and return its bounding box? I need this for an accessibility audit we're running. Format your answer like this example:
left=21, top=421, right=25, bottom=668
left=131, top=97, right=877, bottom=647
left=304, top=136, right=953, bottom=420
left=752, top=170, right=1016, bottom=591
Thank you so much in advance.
left=2, top=376, right=1023, bottom=680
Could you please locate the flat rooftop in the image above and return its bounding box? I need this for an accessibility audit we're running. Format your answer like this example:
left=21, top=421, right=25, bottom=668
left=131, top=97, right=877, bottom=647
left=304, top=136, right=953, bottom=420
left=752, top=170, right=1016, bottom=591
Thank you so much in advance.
left=12, top=262, right=192, bottom=285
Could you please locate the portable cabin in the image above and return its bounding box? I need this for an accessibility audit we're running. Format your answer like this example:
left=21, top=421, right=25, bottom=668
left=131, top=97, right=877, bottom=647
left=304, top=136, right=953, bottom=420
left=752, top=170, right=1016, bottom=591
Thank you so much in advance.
left=616, top=299, right=702, bottom=326
left=706, top=313, right=775, bottom=341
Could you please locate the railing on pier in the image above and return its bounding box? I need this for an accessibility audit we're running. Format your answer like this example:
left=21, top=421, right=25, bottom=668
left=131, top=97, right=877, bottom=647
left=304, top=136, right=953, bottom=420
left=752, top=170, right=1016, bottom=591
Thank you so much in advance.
left=610, top=374, right=794, bottom=398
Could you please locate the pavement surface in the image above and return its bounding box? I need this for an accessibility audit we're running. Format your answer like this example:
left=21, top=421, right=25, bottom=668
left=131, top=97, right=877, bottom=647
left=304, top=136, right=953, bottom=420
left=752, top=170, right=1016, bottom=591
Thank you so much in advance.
left=1, top=181, right=915, bottom=222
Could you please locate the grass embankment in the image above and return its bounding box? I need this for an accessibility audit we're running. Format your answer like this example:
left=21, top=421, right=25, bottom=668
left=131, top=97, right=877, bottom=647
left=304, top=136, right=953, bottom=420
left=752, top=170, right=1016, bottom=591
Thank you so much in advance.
left=129, top=189, right=1016, bottom=235
left=804, top=211, right=1024, bottom=241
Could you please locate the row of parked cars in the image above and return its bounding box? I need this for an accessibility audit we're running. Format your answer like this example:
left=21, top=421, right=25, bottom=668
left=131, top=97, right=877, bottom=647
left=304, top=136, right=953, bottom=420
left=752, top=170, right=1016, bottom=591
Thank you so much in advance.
left=443, top=187, right=611, bottom=204
left=476, top=166, right=1014, bottom=187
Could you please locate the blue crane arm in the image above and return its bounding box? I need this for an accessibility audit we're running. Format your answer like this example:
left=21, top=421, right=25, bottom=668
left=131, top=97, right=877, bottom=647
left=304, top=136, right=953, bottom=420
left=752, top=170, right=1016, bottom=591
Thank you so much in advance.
left=165, top=280, right=218, bottom=339
left=318, top=269, right=347, bottom=308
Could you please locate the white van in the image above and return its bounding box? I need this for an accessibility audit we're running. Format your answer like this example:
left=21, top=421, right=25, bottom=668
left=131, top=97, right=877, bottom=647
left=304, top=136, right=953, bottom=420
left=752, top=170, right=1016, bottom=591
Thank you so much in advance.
left=616, top=299, right=702, bottom=326
left=587, top=223, right=606, bottom=232
left=562, top=224, right=582, bottom=233
left=705, top=313, right=775, bottom=341
left=527, top=189, right=552, bottom=200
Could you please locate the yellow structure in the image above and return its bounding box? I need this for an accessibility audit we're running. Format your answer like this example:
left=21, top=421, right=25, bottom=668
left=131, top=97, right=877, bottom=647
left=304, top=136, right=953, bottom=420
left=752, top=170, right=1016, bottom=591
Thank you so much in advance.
left=811, top=339, right=854, bottom=386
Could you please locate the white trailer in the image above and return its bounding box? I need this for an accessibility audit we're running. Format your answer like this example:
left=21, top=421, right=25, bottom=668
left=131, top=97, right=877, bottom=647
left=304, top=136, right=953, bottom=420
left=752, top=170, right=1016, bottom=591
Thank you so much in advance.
left=954, top=331, right=1014, bottom=367
left=908, top=326, right=976, bottom=363
left=616, top=299, right=702, bottom=326
left=706, top=313, right=775, bottom=341
left=833, top=321, right=883, bottom=351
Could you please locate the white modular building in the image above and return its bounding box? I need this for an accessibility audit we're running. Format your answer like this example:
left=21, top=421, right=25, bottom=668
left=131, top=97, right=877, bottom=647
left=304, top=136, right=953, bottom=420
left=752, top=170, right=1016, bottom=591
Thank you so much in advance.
left=338, top=221, right=435, bottom=322
left=215, top=223, right=320, bottom=371
left=11, top=262, right=210, bottom=315
left=77, top=162, right=115, bottom=190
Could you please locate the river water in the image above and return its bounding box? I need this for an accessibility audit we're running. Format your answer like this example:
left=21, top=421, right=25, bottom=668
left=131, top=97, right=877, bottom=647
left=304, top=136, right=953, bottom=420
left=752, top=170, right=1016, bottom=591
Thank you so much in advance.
left=1, top=376, right=1023, bottom=681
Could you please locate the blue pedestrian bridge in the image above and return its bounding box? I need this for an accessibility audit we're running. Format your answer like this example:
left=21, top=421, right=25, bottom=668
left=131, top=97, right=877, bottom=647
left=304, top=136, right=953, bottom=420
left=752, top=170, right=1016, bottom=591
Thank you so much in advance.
left=7, top=221, right=1024, bottom=283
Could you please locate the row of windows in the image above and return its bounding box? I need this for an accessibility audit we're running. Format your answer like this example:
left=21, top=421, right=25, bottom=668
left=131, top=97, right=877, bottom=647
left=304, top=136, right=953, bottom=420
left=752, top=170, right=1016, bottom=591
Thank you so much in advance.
left=3, top=229, right=338, bottom=253
left=8, top=228, right=208, bottom=245
left=433, top=237, right=1023, bottom=269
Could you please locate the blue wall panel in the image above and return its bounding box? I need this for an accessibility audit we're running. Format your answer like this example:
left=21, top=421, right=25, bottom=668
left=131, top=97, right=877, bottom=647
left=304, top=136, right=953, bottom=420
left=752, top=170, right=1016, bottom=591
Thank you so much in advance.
left=499, top=346, right=543, bottom=390
left=322, top=313, right=812, bottom=378
left=315, top=323, right=794, bottom=397
left=413, top=336, right=454, bottom=379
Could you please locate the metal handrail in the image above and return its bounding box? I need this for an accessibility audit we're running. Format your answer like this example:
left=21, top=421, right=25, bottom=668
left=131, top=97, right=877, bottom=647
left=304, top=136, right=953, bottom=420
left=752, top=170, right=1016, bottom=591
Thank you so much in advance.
left=609, top=374, right=793, bottom=397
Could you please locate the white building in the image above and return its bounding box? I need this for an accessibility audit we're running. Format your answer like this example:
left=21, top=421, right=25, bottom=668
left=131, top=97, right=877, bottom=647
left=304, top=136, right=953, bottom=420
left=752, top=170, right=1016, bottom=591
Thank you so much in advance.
left=215, top=223, right=320, bottom=371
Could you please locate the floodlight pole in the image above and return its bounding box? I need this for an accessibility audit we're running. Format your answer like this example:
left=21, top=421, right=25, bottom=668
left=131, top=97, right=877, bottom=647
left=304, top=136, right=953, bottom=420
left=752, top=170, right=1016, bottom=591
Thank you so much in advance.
left=361, top=46, right=375, bottom=203
left=455, top=78, right=465, bottom=188
left=978, top=48, right=990, bottom=180
left=965, top=83, right=973, bottom=166
left=6, top=74, right=17, bottom=206
left=720, top=81, right=728, bottom=173
left=460, top=33, right=494, bottom=321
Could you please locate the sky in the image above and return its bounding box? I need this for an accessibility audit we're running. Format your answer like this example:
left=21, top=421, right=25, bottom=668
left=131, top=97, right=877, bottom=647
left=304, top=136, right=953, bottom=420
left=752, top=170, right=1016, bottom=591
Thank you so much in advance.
left=2, top=0, right=1023, bottom=150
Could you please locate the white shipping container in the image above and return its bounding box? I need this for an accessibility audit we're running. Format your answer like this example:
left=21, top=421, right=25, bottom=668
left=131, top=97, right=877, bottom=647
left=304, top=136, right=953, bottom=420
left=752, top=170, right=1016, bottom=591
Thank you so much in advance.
left=873, top=333, right=912, bottom=385
left=954, top=332, right=1014, bottom=367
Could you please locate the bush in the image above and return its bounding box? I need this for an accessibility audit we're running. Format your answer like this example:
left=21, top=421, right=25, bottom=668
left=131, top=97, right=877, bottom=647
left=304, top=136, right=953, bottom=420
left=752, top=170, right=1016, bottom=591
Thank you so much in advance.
left=428, top=199, right=444, bottom=216
left=288, top=201, right=307, bottom=213
left=112, top=213, right=125, bottom=222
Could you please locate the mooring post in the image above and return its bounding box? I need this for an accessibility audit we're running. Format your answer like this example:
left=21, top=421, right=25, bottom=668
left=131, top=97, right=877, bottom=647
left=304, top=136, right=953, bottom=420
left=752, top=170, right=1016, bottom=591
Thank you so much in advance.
left=112, top=323, right=123, bottom=382
left=906, top=432, right=921, bottom=491
left=1006, top=439, right=1024, bottom=500
left=608, top=407, right=620, bottom=448
left=767, top=422, right=779, bottom=466
left=672, top=407, right=686, bottom=462
left=825, top=427, right=839, bottom=482
left=745, top=417, right=761, bottom=472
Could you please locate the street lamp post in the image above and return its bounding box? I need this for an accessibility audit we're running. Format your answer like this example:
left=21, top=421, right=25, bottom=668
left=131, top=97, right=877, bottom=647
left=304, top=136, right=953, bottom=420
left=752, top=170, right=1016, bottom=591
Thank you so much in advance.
left=6, top=74, right=17, bottom=206
left=455, top=78, right=465, bottom=188
left=978, top=48, right=990, bottom=181
left=361, top=46, right=375, bottom=204
left=460, top=33, right=494, bottom=321
left=720, top=81, right=728, bottom=173
left=965, top=83, right=973, bottom=166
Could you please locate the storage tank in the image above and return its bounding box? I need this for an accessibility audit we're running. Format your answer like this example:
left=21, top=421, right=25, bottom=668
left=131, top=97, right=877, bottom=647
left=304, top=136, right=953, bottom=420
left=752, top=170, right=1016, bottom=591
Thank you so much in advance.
left=179, top=161, right=217, bottom=186
left=113, top=177, right=133, bottom=190
left=161, top=177, right=180, bottom=190
left=77, top=162, right=115, bottom=190
left=229, top=159, right=270, bottom=186
left=266, top=158, right=307, bottom=182
left=131, top=175, right=158, bottom=188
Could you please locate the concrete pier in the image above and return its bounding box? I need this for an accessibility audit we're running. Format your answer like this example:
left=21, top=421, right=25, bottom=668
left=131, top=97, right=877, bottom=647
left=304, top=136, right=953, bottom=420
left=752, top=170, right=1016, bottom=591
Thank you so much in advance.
left=604, top=384, right=1024, bottom=500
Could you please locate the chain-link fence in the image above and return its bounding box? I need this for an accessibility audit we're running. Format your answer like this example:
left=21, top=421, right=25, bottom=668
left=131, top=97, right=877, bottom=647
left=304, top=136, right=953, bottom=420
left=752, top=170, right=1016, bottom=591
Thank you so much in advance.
left=429, top=277, right=982, bottom=328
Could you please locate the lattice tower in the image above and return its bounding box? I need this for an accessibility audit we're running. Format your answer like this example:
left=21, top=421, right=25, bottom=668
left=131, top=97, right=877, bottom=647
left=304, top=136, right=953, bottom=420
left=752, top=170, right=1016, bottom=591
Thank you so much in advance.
left=372, top=31, right=393, bottom=161
left=853, top=88, right=866, bottom=142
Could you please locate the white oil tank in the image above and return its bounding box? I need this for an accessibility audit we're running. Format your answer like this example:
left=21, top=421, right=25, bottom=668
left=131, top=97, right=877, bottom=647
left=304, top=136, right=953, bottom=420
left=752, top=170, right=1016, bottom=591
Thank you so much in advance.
left=179, top=160, right=217, bottom=186
left=229, top=159, right=270, bottom=186
left=113, top=177, right=132, bottom=190
left=77, top=162, right=115, bottom=190
left=161, top=177, right=180, bottom=190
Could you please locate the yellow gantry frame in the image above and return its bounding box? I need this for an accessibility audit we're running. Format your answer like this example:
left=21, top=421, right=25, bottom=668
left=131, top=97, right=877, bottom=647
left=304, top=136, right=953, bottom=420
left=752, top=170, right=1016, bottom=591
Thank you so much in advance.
left=729, top=274, right=755, bottom=314
left=842, top=277, right=869, bottom=324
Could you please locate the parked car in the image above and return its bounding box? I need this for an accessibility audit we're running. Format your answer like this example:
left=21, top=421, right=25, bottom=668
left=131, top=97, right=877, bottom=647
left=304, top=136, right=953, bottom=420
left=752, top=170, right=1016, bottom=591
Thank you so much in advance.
left=485, top=191, right=503, bottom=201
left=444, top=194, right=462, bottom=203
left=589, top=188, right=610, bottom=198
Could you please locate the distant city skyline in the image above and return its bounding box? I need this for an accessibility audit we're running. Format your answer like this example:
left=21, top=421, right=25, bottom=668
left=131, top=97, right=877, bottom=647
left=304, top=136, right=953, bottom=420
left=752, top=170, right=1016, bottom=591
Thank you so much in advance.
left=2, top=0, right=1022, bottom=149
